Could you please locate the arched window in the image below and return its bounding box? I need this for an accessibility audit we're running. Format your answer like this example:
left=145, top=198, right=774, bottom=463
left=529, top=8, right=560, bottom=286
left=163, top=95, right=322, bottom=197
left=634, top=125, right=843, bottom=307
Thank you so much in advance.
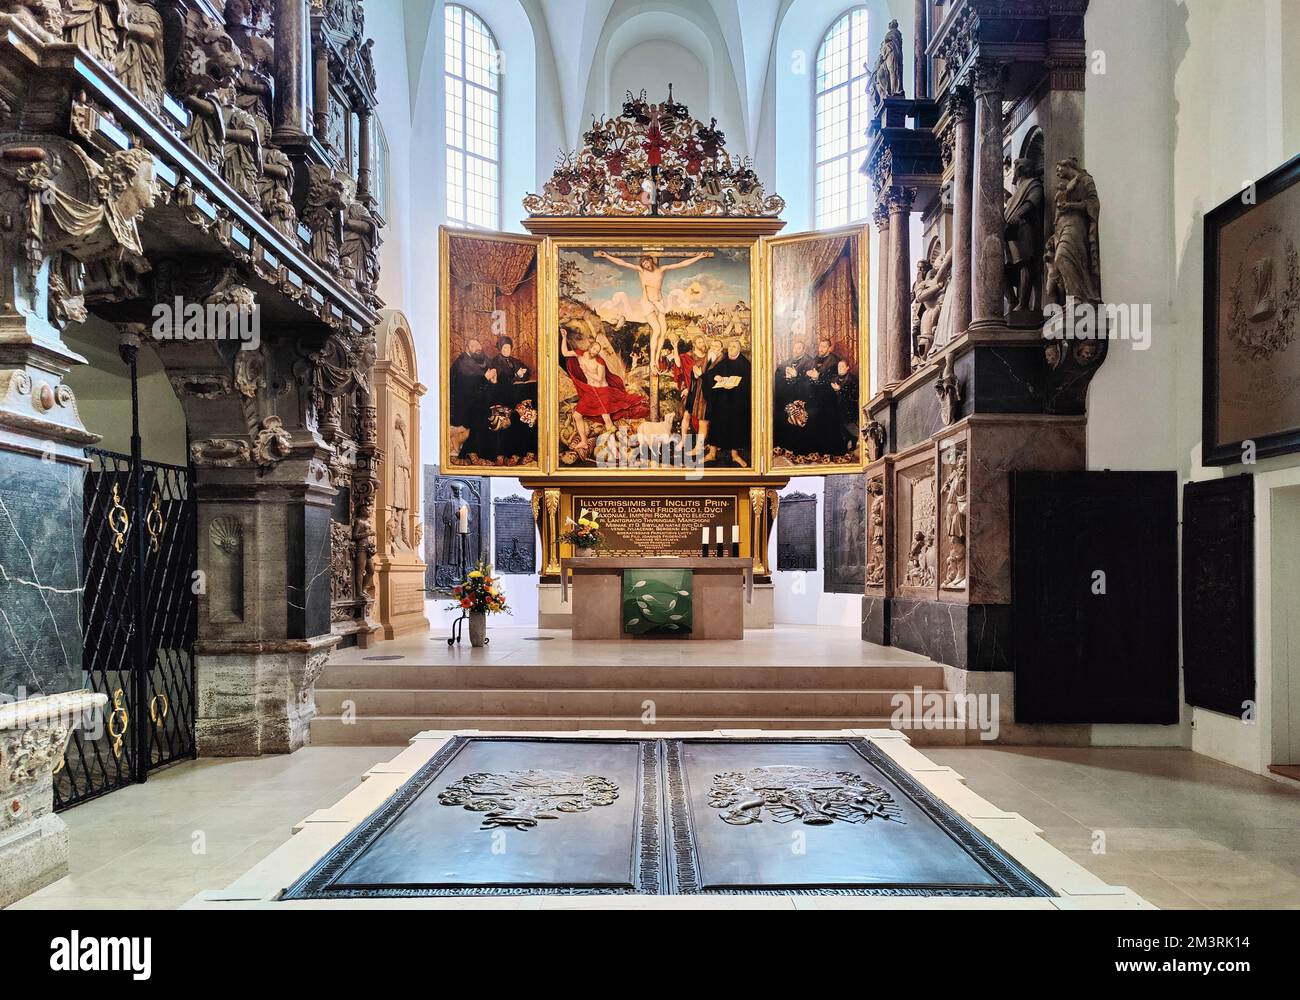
left=815, top=9, right=871, bottom=229
left=445, top=4, right=501, bottom=229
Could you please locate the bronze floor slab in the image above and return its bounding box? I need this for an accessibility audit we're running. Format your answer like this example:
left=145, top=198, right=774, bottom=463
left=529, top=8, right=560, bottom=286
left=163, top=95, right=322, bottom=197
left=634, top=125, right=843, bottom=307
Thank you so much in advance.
left=281, top=737, right=1052, bottom=898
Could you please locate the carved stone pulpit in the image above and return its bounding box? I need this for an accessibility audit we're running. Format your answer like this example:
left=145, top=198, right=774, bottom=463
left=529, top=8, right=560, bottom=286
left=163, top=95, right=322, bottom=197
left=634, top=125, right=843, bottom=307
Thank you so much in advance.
left=375, top=311, right=430, bottom=637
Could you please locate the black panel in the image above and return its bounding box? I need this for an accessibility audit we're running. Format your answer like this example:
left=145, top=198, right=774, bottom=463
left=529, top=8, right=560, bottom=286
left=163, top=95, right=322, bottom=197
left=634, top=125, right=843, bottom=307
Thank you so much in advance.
left=493, top=494, right=536, bottom=575
left=1012, top=471, right=1179, bottom=724
left=287, top=503, right=332, bottom=640
left=425, top=470, right=490, bottom=593
left=1182, top=476, right=1255, bottom=717
left=823, top=475, right=865, bottom=595
left=776, top=491, right=817, bottom=571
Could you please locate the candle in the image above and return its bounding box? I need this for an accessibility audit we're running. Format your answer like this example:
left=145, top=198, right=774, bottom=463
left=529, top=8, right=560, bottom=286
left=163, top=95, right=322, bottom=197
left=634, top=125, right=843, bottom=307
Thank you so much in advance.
left=701, top=527, right=709, bottom=545
left=457, top=503, right=469, bottom=534
left=731, top=524, right=739, bottom=543
left=715, top=525, right=723, bottom=544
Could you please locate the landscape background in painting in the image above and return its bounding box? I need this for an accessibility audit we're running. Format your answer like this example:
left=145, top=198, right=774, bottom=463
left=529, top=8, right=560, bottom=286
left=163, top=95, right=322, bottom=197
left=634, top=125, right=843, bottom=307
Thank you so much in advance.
left=556, top=244, right=755, bottom=470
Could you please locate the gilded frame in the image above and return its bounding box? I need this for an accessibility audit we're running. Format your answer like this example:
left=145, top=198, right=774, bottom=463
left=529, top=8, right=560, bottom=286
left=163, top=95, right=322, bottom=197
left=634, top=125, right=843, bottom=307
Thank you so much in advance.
left=542, top=232, right=768, bottom=480
left=763, top=222, right=872, bottom=475
left=438, top=225, right=547, bottom=477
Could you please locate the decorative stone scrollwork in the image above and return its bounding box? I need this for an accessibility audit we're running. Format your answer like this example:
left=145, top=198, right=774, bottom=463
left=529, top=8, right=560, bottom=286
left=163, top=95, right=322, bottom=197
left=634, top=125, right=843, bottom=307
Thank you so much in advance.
left=251, top=415, right=292, bottom=466
left=191, top=437, right=252, bottom=467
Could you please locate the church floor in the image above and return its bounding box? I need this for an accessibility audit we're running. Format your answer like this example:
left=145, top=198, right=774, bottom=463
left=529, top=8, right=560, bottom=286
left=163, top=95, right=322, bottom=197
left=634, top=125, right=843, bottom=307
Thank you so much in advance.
left=7, top=742, right=1300, bottom=910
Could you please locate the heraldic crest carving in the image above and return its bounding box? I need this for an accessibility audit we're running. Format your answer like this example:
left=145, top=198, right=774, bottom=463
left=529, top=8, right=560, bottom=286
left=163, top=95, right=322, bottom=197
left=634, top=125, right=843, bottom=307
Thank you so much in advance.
left=438, top=770, right=619, bottom=830
left=708, top=765, right=905, bottom=826
left=524, top=86, right=784, bottom=218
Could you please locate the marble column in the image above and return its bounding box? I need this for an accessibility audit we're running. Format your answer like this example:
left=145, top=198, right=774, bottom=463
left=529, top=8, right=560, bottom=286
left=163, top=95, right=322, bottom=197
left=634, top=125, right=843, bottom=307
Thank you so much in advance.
left=357, top=111, right=373, bottom=200
left=914, top=0, right=929, bottom=98
left=949, top=84, right=975, bottom=339
left=885, top=187, right=915, bottom=386
left=872, top=202, right=891, bottom=392
left=970, top=61, right=1008, bottom=329
left=273, top=0, right=312, bottom=144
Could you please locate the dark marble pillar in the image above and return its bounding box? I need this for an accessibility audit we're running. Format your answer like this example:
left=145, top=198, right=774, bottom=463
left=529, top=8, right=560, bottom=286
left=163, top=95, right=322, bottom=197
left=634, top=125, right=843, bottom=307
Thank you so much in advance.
left=885, top=186, right=915, bottom=386
left=873, top=203, right=891, bottom=392
left=273, top=0, right=312, bottom=144
left=949, top=84, right=975, bottom=340
left=970, top=61, right=1008, bottom=330
left=914, top=0, right=928, bottom=99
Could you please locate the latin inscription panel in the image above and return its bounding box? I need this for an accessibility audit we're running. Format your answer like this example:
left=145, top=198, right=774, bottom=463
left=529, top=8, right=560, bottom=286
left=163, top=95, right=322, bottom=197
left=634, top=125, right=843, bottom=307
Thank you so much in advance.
left=573, top=495, right=738, bottom=556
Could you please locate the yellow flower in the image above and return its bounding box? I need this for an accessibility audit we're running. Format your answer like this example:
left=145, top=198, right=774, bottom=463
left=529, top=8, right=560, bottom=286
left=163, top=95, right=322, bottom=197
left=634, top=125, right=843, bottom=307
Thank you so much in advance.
left=468, top=571, right=483, bottom=578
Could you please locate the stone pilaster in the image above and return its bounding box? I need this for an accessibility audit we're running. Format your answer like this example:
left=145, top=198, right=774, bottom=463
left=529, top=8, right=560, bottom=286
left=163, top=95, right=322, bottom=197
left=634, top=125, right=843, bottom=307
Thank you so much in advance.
left=948, top=85, right=975, bottom=340
left=885, top=186, right=916, bottom=387
left=970, top=60, right=1008, bottom=329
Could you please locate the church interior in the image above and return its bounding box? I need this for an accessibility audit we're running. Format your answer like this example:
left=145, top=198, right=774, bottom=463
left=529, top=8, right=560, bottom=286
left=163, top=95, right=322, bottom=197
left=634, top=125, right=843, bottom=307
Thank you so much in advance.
left=1, top=0, right=1299, bottom=947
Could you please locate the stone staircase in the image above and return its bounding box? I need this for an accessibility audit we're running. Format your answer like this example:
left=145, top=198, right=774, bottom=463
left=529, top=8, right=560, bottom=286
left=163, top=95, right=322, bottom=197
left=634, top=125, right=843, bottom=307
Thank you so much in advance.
left=309, top=659, right=978, bottom=746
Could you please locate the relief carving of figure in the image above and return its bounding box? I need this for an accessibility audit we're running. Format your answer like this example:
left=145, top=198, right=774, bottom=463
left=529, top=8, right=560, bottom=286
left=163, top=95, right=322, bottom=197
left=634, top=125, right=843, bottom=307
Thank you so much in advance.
left=342, top=197, right=382, bottom=301
left=941, top=449, right=968, bottom=590
left=866, top=479, right=885, bottom=587
left=911, top=247, right=952, bottom=367
left=116, top=0, right=165, bottom=112
left=1044, top=157, right=1102, bottom=305
left=388, top=413, right=412, bottom=552
left=178, top=15, right=243, bottom=169
left=1004, top=153, right=1046, bottom=316
left=353, top=507, right=377, bottom=602
left=62, top=0, right=120, bottom=67
left=304, top=164, right=354, bottom=274
left=1, top=1, right=65, bottom=37
left=868, top=19, right=905, bottom=109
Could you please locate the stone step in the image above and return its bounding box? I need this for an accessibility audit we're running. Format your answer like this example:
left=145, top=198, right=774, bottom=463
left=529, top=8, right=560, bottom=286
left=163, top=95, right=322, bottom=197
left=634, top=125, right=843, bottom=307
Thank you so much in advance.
left=318, top=663, right=948, bottom=691
left=315, top=687, right=945, bottom=717
left=309, top=715, right=977, bottom=747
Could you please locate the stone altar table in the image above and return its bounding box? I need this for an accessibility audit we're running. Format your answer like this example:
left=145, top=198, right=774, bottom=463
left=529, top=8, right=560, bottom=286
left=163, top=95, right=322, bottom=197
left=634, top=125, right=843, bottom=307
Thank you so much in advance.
left=560, top=558, right=754, bottom=640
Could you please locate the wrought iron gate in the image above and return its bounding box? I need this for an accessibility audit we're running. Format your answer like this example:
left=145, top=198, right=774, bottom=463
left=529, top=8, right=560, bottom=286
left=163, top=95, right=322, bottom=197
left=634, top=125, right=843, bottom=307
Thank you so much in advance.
left=54, top=448, right=198, bottom=809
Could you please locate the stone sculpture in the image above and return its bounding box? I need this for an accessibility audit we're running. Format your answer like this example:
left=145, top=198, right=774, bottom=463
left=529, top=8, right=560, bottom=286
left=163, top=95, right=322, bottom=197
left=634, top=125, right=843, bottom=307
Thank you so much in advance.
left=869, top=19, right=905, bottom=110
left=1004, top=154, right=1046, bottom=317
left=1044, top=157, right=1102, bottom=305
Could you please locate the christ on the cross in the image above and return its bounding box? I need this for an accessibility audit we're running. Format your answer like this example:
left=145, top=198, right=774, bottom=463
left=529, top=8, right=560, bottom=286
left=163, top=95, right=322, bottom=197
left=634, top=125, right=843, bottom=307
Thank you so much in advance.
left=594, top=249, right=714, bottom=418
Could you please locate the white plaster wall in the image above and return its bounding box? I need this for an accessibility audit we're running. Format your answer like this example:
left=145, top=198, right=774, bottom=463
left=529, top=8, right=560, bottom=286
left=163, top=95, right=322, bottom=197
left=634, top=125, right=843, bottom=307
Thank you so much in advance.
left=62, top=321, right=188, bottom=466
left=1084, top=0, right=1300, bottom=767
left=772, top=475, right=862, bottom=626
left=608, top=38, right=708, bottom=116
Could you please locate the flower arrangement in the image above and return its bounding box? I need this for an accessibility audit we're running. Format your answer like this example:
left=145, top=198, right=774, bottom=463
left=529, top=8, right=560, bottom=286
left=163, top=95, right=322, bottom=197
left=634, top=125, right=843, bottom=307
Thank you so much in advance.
left=560, top=509, right=603, bottom=551
left=449, top=558, right=510, bottom=615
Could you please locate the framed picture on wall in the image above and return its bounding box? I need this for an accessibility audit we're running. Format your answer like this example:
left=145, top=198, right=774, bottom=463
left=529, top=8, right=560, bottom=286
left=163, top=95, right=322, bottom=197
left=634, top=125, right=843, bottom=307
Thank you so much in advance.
left=1203, top=152, right=1300, bottom=465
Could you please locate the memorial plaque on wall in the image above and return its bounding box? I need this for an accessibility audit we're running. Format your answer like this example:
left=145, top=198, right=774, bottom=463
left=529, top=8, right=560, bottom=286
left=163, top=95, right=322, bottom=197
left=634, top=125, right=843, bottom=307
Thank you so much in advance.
left=572, top=495, right=739, bottom=556
left=425, top=468, right=490, bottom=594
left=1182, top=476, right=1255, bottom=716
left=493, top=494, right=536, bottom=575
left=823, top=475, right=865, bottom=594
left=776, top=491, right=817, bottom=571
